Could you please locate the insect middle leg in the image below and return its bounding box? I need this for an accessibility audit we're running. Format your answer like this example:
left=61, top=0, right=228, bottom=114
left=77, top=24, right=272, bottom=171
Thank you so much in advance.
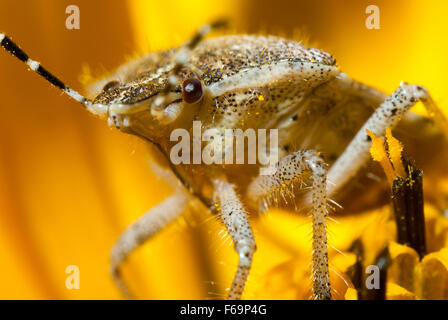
left=327, top=82, right=448, bottom=198
left=212, top=177, right=256, bottom=300
left=110, top=191, right=190, bottom=298
left=247, top=150, right=331, bottom=300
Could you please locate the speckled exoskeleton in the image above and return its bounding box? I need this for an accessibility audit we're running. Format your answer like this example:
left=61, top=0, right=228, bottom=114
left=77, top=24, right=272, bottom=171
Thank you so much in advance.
left=2, top=21, right=448, bottom=300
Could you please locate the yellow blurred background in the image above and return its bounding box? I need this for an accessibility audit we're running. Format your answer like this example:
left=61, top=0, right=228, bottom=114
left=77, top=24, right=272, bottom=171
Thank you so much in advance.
left=1, top=0, right=448, bottom=299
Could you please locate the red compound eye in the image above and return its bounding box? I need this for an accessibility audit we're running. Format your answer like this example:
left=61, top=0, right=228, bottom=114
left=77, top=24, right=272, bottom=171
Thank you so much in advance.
left=182, top=78, right=203, bottom=104
left=102, top=80, right=120, bottom=91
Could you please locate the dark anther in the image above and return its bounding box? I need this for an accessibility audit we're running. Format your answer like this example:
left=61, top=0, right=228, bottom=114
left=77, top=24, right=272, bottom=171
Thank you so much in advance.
left=391, top=157, right=426, bottom=259
left=347, top=239, right=365, bottom=299
left=347, top=241, right=390, bottom=300
left=364, top=247, right=390, bottom=300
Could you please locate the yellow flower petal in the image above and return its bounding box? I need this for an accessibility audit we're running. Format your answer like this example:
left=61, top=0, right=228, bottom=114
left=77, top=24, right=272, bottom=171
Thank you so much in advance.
left=386, top=282, right=416, bottom=300
left=345, top=288, right=358, bottom=300
left=388, top=242, right=419, bottom=292
left=414, top=248, right=448, bottom=299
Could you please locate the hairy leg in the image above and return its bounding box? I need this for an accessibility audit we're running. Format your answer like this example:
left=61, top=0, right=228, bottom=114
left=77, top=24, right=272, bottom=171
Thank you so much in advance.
left=327, top=82, right=448, bottom=197
left=110, top=191, right=190, bottom=298
left=212, top=177, right=256, bottom=300
left=248, top=150, right=331, bottom=300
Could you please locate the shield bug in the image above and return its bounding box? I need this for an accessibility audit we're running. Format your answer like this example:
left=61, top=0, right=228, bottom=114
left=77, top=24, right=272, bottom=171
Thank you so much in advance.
left=1, top=20, right=447, bottom=300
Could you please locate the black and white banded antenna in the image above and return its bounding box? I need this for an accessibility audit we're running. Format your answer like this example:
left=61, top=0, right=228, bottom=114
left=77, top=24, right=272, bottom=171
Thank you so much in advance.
left=0, top=33, right=106, bottom=118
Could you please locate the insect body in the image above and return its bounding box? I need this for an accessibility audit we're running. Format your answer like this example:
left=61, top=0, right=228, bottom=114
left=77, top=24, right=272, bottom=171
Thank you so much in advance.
left=2, top=22, right=447, bottom=300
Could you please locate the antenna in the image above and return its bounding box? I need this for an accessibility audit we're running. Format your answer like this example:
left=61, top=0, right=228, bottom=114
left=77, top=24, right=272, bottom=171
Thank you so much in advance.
left=0, top=33, right=93, bottom=110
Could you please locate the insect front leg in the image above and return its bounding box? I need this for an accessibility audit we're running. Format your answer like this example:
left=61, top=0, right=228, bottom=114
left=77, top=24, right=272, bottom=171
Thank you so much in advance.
left=212, top=177, right=256, bottom=300
left=327, top=82, right=448, bottom=198
left=247, top=150, right=331, bottom=300
left=110, top=191, right=190, bottom=298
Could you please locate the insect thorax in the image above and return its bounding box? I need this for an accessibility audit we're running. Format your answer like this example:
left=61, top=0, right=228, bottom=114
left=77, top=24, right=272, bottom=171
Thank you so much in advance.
left=91, top=35, right=342, bottom=208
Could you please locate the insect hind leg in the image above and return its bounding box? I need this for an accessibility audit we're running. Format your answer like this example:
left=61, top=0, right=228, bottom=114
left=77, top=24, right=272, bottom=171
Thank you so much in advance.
left=327, top=82, right=448, bottom=198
